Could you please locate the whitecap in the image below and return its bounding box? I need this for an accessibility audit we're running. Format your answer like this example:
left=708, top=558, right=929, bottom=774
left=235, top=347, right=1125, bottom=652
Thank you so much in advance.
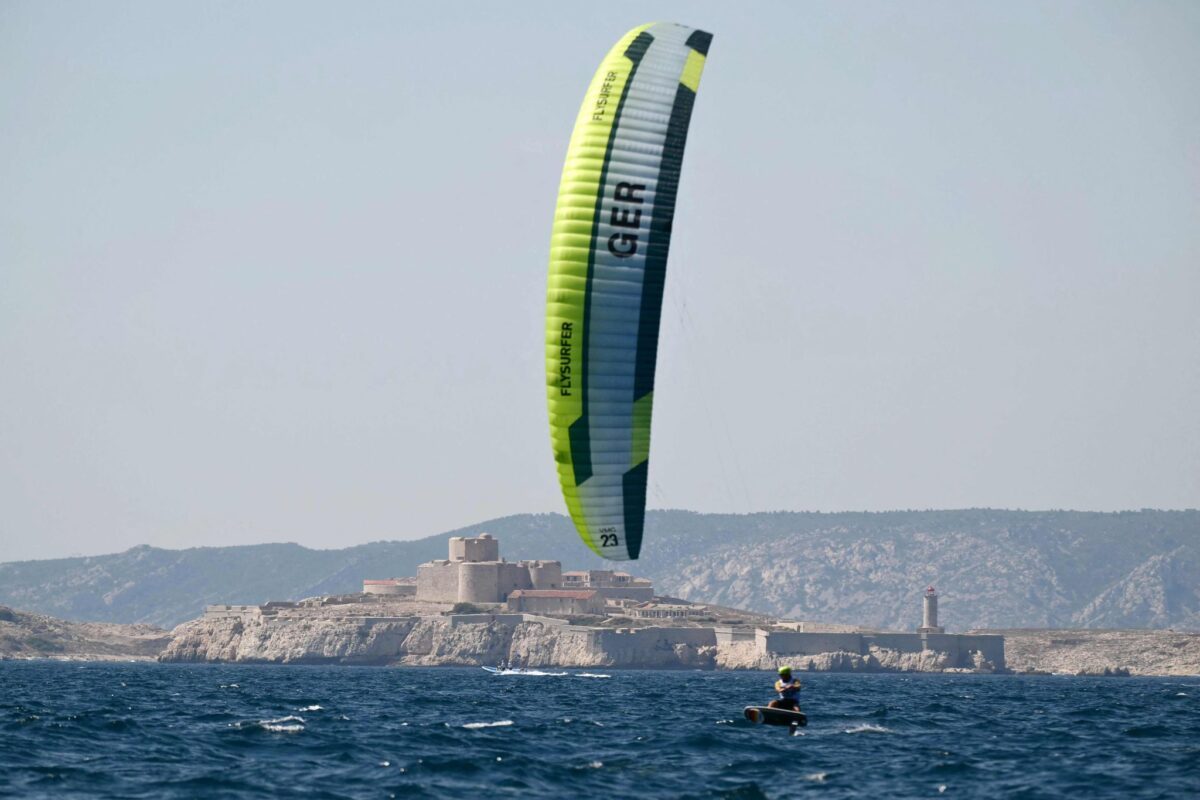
left=462, top=720, right=514, bottom=729
left=298, top=705, right=324, bottom=712
left=937, top=785, right=947, bottom=794
left=805, top=773, right=828, bottom=782
left=1176, top=692, right=1189, bottom=697
left=844, top=724, right=892, bottom=734
left=588, top=761, right=603, bottom=769
left=576, top=673, right=611, bottom=679
left=259, top=715, right=305, bottom=733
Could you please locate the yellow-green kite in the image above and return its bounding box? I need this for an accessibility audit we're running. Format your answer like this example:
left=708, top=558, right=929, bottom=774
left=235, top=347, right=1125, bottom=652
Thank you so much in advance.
left=545, top=23, right=712, bottom=560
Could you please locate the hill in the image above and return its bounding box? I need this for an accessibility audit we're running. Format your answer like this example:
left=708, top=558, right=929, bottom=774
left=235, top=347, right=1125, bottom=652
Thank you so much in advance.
left=0, top=509, right=1196, bottom=630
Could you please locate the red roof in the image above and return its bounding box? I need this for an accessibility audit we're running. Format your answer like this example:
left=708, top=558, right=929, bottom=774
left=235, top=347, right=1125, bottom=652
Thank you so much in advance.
left=510, top=589, right=598, bottom=599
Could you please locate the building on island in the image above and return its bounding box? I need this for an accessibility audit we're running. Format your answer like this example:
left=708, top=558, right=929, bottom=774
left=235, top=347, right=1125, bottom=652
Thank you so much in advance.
left=506, top=589, right=605, bottom=616
left=562, top=569, right=654, bottom=601
left=918, top=586, right=945, bottom=633
left=364, top=534, right=657, bottom=606
left=362, top=579, right=416, bottom=597
left=629, top=601, right=708, bottom=620
left=747, top=587, right=1004, bottom=669
left=415, top=533, right=564, bottom=604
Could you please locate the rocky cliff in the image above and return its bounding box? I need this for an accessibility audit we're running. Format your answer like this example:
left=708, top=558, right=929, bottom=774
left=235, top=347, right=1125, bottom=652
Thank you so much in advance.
left=159, top=615, right=657, bottom=668
left=158, top=610, right=998, bottom=673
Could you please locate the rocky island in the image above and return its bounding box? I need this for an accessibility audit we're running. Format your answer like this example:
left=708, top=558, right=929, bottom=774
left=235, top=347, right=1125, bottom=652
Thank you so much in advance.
left=158, top=534, right=1005, bottom=673
left=0, top=605, right=170, bottom=661
left=994, top=628, right=1200, bottom=676
left=7, top=534, right=1197, bottom=675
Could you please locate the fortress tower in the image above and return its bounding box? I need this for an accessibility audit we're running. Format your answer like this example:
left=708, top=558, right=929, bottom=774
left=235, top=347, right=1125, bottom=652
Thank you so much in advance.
left=415, top=534, right=562, bottom=604
left=449, top=533, right=499, bottom=563
left=918, top=586, right=945, bottom=634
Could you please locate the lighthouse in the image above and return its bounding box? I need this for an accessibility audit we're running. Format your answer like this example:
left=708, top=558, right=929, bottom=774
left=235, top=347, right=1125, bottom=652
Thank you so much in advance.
left=918, top=586, right=945, bottom=634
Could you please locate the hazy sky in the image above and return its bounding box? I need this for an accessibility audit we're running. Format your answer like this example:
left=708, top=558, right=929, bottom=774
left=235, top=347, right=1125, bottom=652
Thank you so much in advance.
left=2, top=1, right=1197, bottom=562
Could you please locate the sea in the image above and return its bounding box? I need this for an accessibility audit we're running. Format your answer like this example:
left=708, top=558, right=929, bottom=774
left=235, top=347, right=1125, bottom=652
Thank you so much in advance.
left=1, top=662, right=1197, bottom=799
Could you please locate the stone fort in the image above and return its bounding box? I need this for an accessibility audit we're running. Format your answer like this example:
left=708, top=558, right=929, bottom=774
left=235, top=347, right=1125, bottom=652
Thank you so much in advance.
left=416, top=533, right=563, bottom=604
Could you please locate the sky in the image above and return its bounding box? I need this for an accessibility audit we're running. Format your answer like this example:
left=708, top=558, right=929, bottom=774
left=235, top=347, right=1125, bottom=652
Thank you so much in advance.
left=2, top=1, right=1197, bottom=562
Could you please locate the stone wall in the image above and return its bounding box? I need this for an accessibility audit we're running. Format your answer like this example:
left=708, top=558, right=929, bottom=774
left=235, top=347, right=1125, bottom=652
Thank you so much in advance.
left=753, top=628, right=1005, bottom=671
left=714, top=626, right=757, bottom=645
left=203, top=605, right=263, bottom=620
left=759, top=630, right=864, bottom=655
left=593, top=586, right=654, bottom=602
left=417, top=555, right=563, bottom=603
left=864, top=633, right=924, bottom=652
left=458, top=562, right=501, bottom=603
left=508, top=593, right=605, bottom=616
left=525, top=561, right=563, bottom=590
left=495, top=563, right=533, bottom=601
left=363, top=582, right=416, bottom=597
left=416, top=561, right=461, bottom=602
left=447, top=613, right=527, bottom=628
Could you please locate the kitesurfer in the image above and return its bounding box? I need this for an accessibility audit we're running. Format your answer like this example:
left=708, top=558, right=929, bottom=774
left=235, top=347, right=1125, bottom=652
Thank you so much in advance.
left=769, top=666, right=802, bottom=711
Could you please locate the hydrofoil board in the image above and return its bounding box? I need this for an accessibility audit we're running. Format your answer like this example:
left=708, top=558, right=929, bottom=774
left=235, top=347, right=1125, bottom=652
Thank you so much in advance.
left=744, top=706, right=807, bottom=728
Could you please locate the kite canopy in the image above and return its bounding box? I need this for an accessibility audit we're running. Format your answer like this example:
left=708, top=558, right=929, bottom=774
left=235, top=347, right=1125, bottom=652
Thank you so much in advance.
left=545, top=23, right=712, bottom=560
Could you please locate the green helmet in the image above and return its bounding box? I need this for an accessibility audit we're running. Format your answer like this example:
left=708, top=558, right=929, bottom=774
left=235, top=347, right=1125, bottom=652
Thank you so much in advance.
left=778, top=665, right=793, bottom=675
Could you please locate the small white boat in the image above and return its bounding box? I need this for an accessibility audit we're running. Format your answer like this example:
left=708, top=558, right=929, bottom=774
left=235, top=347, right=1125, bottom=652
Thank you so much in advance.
left=481, top=666, right=568, bottom=676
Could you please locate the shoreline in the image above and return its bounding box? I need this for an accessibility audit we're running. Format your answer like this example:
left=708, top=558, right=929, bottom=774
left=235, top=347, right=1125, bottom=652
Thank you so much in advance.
left=6, top=601, right=1199, bottom=676
left=4, top=658, right=1198, bottom=679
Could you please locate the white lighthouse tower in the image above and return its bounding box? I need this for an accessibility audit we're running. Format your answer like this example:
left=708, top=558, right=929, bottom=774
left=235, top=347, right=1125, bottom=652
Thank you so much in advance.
left=918, top=586, right=945, bottom=634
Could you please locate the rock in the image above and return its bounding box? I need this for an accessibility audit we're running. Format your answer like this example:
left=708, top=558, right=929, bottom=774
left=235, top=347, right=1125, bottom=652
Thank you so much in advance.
left=1074, top=665, right=1131, bottom=677
left=867, top=647, right=952, bottom=672
left=986, top=629, right=1200, bottom=676
left=0, top=606, right=170, bottom=660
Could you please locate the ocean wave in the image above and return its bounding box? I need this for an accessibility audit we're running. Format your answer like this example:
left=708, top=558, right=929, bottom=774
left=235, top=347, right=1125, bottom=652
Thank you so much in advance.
left=577, top=673, right=611, bottom=679
left=462, top=720, right=513, bottom=729
left=251, top=715, right=306, bottom=733
left=844, top=724, right=892, bottom=734
left=297, top=705, right=323, bottom=712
